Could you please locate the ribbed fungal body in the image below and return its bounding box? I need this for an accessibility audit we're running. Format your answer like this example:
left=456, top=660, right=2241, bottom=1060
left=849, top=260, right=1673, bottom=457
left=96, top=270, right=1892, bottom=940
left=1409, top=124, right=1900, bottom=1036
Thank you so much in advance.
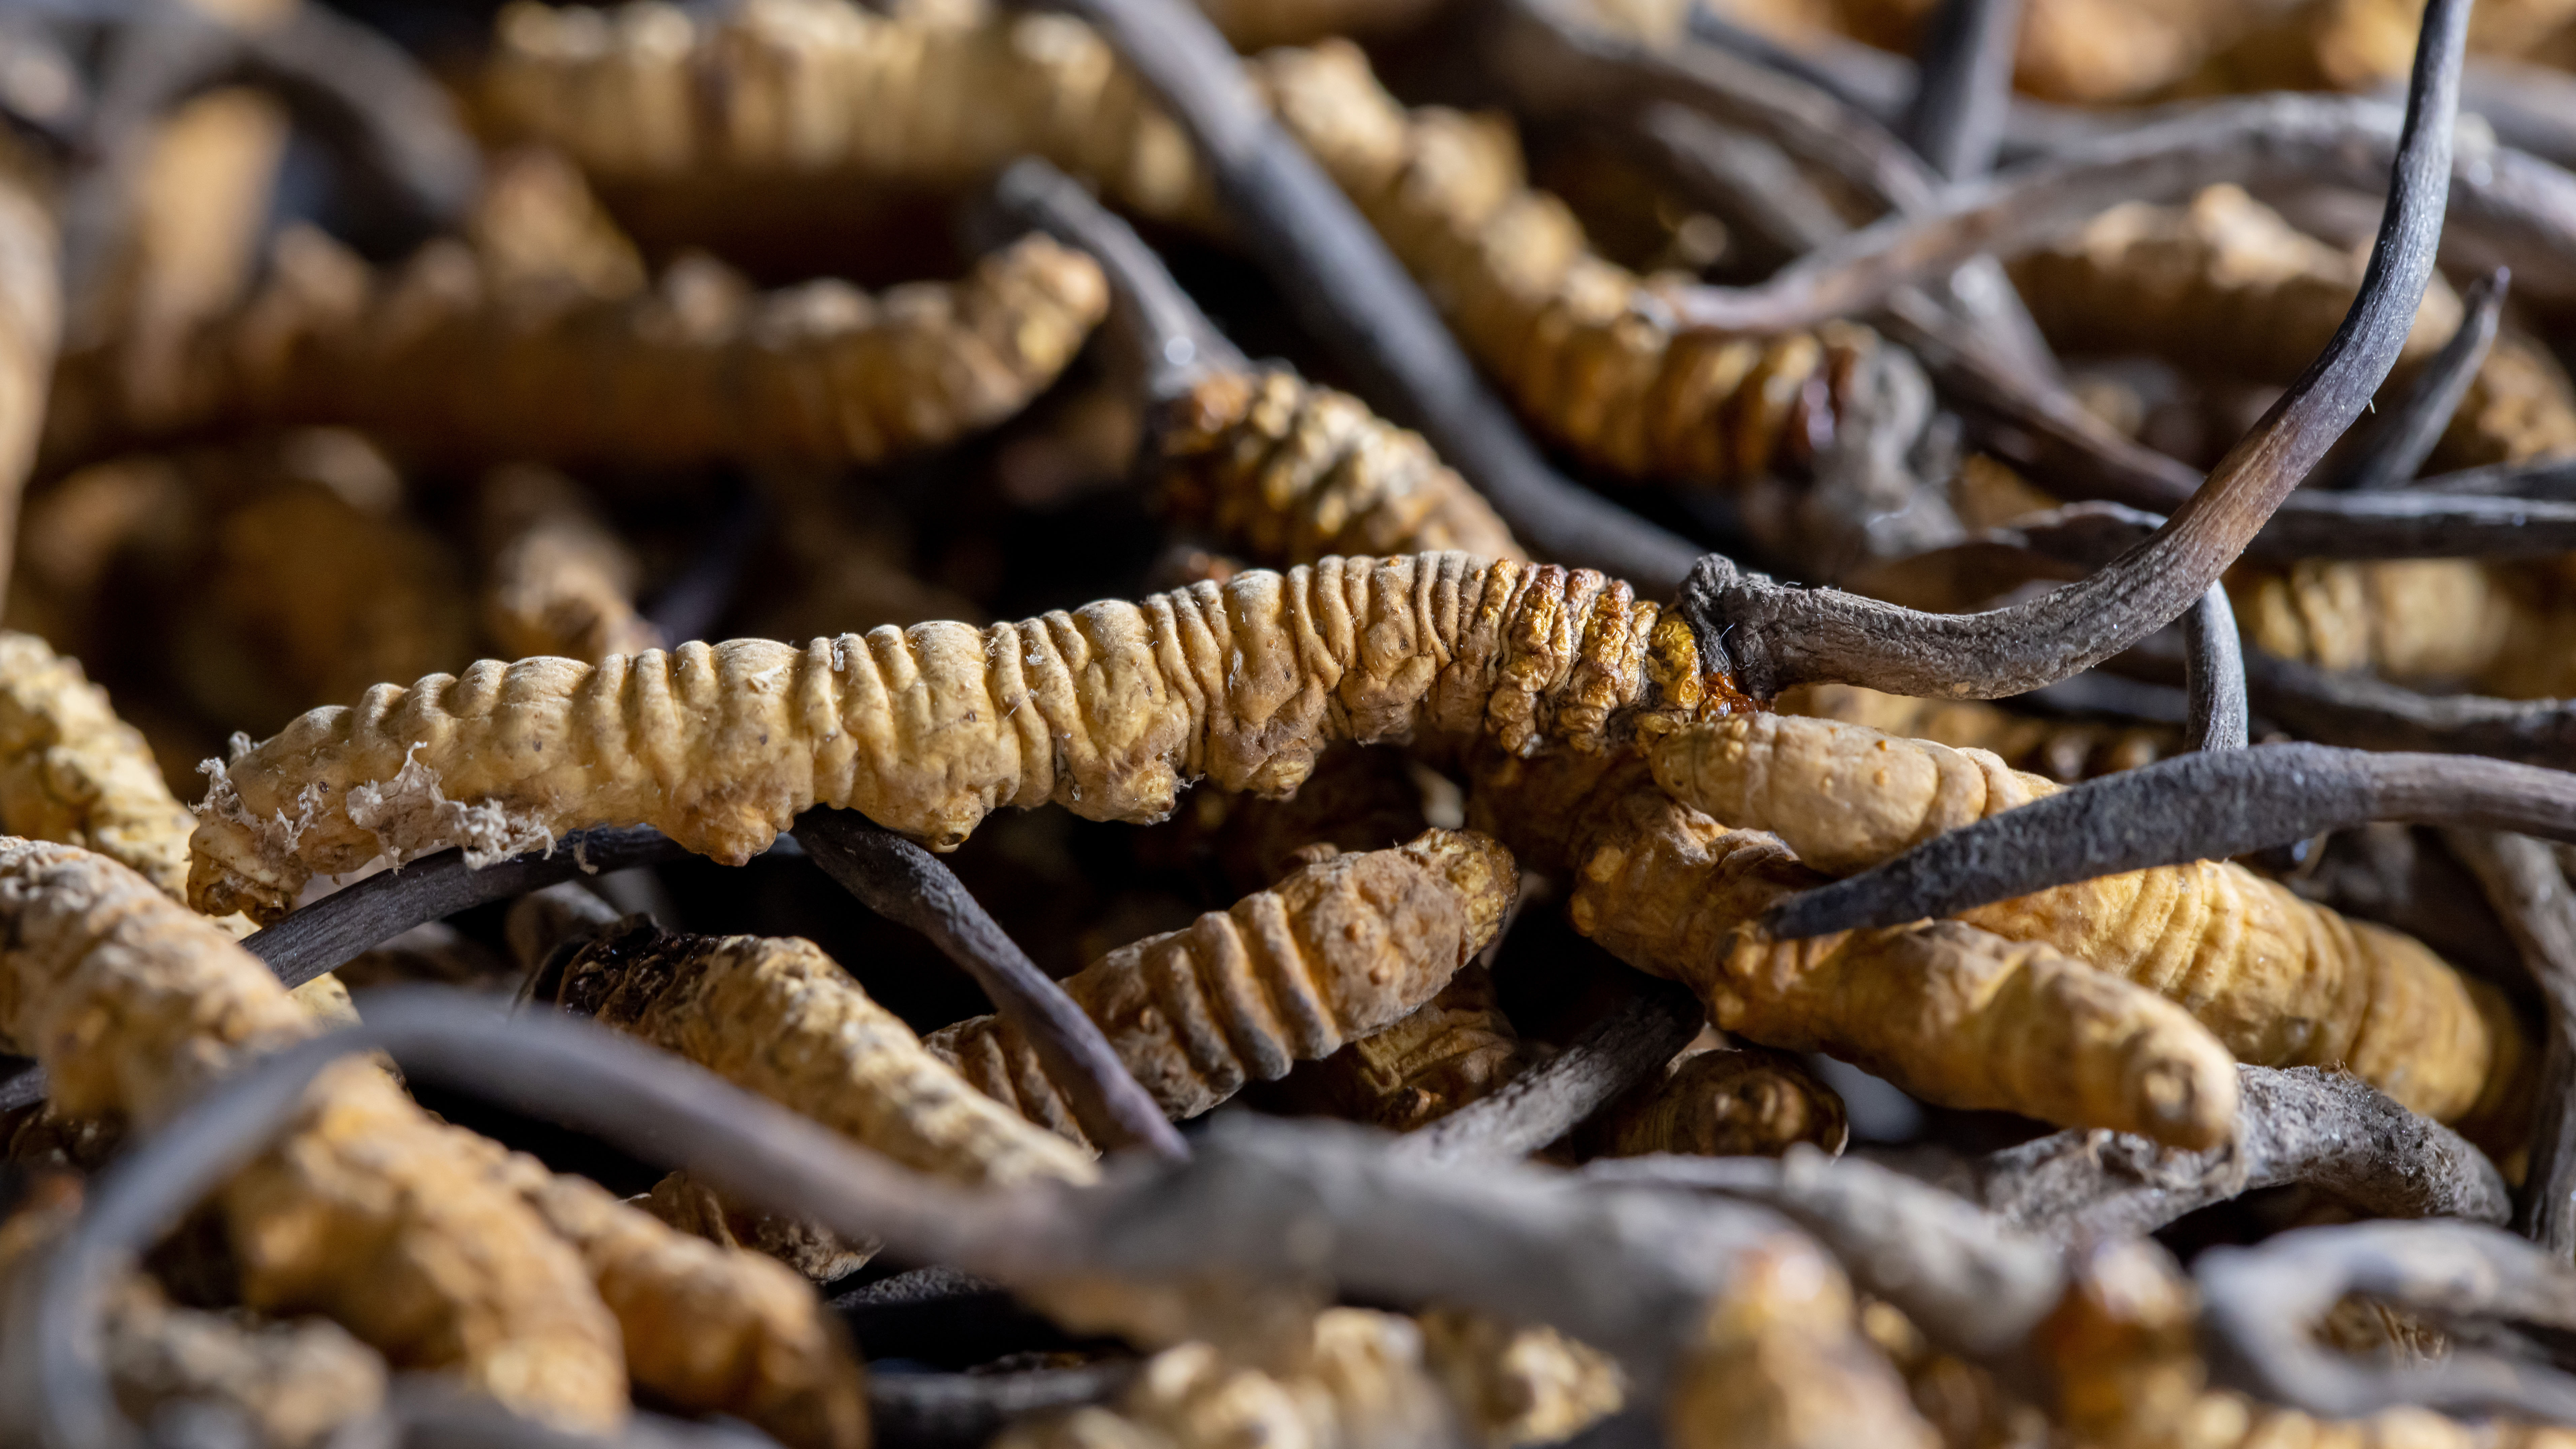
left=123, top=224, right=1105, bottom=468
left=1299, top=965, right=1531, bottom=1133
left=924, top=829, right=1516, bottom=1139
left=2233, top=558, right=2576, bottom=701
left=0, top=839, right=866, bottom=1445
left=1652, top=713, right=2529, bottom=1137
left=1255, top=41, right=1886, bottom=490
left=190, top=554, right=1701, bottom=922
left=1157, top=367, right=1526, bottom=566
left=482, top=0, right=1214, bottom=223
left=1777, top=682, right=2177, bottom=785
left=1463, top=751, right=2242, bottom=1146
left=0, top=632, right=205, bottom=899
left=558, top=925, right=1099, bottom=1187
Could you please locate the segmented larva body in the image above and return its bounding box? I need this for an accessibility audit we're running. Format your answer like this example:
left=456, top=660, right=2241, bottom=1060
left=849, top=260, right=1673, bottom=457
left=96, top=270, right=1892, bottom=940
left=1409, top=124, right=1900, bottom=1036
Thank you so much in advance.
left=2009, top=185, right=2576, bottom=471
left=1254, top=42, right=1896, bottom=491
left=481, top=0, right=1214, bottom=224
left=1588, top=1045, right=1851, bottom=1161
left=557, top=924, right=1099, bottom=1187
left=1651, top=713, right=2530, bottom=1138
left=0, top=838, right=868, bottom=1446
left=924, top=829, right=1514, bottom=1143
left=1156, top=367, right=1526, bottom=566
left=1461, top=749, right=2242, bottom=1146
left=190, top=553, right=1702, bottom=923
left=1415, top=1308, right=1628, bottom=1449
left=477, top=465, right=663, bottom=665
left=1299, top=965, right=1532, bottom=1133
left=1776, top=682, right=2177, bottom=785
left=0, top=632, right=203, bottom=900
left=132, top=223, right=1105, bottom=469
left=2231, top=558, right=2576, bottom=701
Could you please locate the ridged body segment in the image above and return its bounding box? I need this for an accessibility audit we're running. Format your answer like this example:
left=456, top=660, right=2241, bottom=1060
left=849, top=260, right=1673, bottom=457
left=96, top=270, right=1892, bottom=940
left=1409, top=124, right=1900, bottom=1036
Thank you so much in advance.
left=1157, top=367, right=1525, bottom=566
left=1298, top=965, right=1530, bottom=1132
left=0, top=632, right=204, bottom=899
left=559, top=926, right=1099, bottom=1187
left=2233, top=558, right=2576, bottom=701
left=190, top=554, right=1675, bottom=922
left=1590, top=1046, right=1851, bottom=1160
left=924, top=829, right=1516, bottom=1139
left=1651, top=713, right=2528, bottom=1135
left=115, top=223, right=1105, bottom=468
left=1776, top=682, right=2177, bottom=785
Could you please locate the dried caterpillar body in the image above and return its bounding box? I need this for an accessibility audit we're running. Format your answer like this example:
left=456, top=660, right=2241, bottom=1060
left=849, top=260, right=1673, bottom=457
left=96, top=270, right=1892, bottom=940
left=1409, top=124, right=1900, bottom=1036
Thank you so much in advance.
left=481, top=0, right=1214, bottom=224
left=923, top=829, right=1516, bottom=1143
left=115, top=222, right=1106, bottom=469
left=98, top=1273, right=387, bottom=1449
left=2009, top=185, right=2576, bottom=471
left=1586, top=1045, right=1851, bottom=1160
left=2232, top=558, right=2576, bottom=701
left=1253, top=41, right=1896, bottom=492
left=1776, top=683, right=2178, bottom=785
left=0, top=839, right=627, bottom=1428
left=189, top=553, right=1700, bottom=923
left=0, top=839, right=869, bottom=1446
left=1156, top=367, right=1525, bottom=566
left=1297, top=965, right=1531, bottom=1132
left=477, top=465, right=662, bottom=665
left=556, top=923, right=1099, bottom=1187
left=0, top=632, right=204, bottom=899
left=1650, top=713, right=2530, bottom=1136
left=1462, top=749, right=2244, bottom=1146
left=1414, top=1308, right=1627, bottom=1449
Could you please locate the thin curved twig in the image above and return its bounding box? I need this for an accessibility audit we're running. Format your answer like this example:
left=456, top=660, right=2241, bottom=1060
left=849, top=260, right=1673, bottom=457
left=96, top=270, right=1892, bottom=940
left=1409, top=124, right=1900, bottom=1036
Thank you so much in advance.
left=796, top=809, right=1190, bottom=1162
left=2440, top=831, right=2576, bottom=1260
left=1034, top=0, right=1703, bottom=594
left=1765, top=745, right=2576, bottom=938
left=1394, top=972, right=1703, bottom=1164
left=2415, top=456, right=2576, bottom=498
left=2182, top=583, right=2249, bottom=752
left=1674, top=0, right=2469, bottom=700
left=1928, top=1065, right=2509, bottom=1244
left=1898, top=0, right=2019, bottom=181
left=2196, top=1221, right=2576, bottom=1421
left=2332, top=267, right=2506, bottom=491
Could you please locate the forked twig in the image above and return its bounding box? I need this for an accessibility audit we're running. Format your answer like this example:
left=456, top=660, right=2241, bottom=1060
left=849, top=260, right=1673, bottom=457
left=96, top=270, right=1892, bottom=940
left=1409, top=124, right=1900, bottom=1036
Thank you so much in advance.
left=1936, top=1066, right=2509, bottom=1243
left=1035, top=0, right=1702, bottom=593
left=1674, top=0, right=2469, bottom=701
left=1394, top=972, right=1703, bottom=1163
left=1766, top=745, right=2576, bottom=938
left=2441, top=831, right=2576, bottom=1259
left=2196, top=1221, right=2576, bottom=1420
left=796, top=809, right=1190, bottom=1162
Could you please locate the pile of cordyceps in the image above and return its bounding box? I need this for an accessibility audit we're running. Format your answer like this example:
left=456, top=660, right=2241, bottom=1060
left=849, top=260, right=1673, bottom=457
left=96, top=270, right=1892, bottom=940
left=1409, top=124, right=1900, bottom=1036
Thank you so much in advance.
left=5, top=0, right=2576, bottom=1443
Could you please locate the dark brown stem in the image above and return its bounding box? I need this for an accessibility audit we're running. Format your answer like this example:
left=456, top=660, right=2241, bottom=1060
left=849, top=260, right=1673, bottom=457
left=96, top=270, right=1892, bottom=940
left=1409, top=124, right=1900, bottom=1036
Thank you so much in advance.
left=990, top=157, right=1246, bottom=399
left=2416, top=456, right=2576, bottom=497
left=869, top=1363, right=1136, bottom=1446
left=1899, top=0, right=2020, bottom=181
left=1394, top=972, right=1703, bottom=1163
left=1678, top=0, right=2469, bottom=701
left=1627, top=103, right=1849, bottom=267
left=2334, top=267, right=2506, bottom=491
left=1765, top=745, right=2576, bottom=938
left=2108, top=642, right=2576, bottom=770
left=1035, top=0, right=1702, bottom=594
left=1581, top=1146, right=2064, bottom=1365
left=2182, top=583, right=2248, bottom=752
left=2441, top=830, right=2576, bottom=1261
left=796, top=810, right=1189, bottom=1162
left=2195, top=1221, right=2576, bottom=1420
left=1927, top=1066, right=2508, bottom=1243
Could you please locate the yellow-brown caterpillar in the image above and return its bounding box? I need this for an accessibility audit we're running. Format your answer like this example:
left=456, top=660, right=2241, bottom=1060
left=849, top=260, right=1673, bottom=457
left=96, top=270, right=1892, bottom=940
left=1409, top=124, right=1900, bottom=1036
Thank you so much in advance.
left=476, top=465, right=662, bottom=665
left=1585, top=1044, right=1851, bottom=1160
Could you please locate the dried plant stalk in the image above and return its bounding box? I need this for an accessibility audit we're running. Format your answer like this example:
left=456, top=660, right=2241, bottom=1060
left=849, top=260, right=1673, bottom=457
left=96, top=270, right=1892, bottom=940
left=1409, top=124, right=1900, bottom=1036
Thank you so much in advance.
left=2233, top=558, right=2576, bottom=702
left=0, top=839, right=868, bottom=1444
left=1254, top=40, right=1912, bottom=500
left=96, top=221, right=1105, bottom=469
left=189, top=554, right=1709, bottom=923
left=1156, top=367, right=1526, bottom=566
left=480, top=0, right=1214, bottom=223
left=1463, top=749, right=2241, bottom=1146
left=556, top=923, right=1101, bottom=1188
left=1652, top=713, right=2530, bottom=1137
left=1587, top=1045, right=1851, bottom=1160
left=0, top=632, right=204, bottom=900
left=476, top=465, right=662, bottom=664
left=2010, top=185, right=2576, bottom=471
left=923, top=829, right=1516, bottom=1142
left=1776, top=682, right=2179, bottom=785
